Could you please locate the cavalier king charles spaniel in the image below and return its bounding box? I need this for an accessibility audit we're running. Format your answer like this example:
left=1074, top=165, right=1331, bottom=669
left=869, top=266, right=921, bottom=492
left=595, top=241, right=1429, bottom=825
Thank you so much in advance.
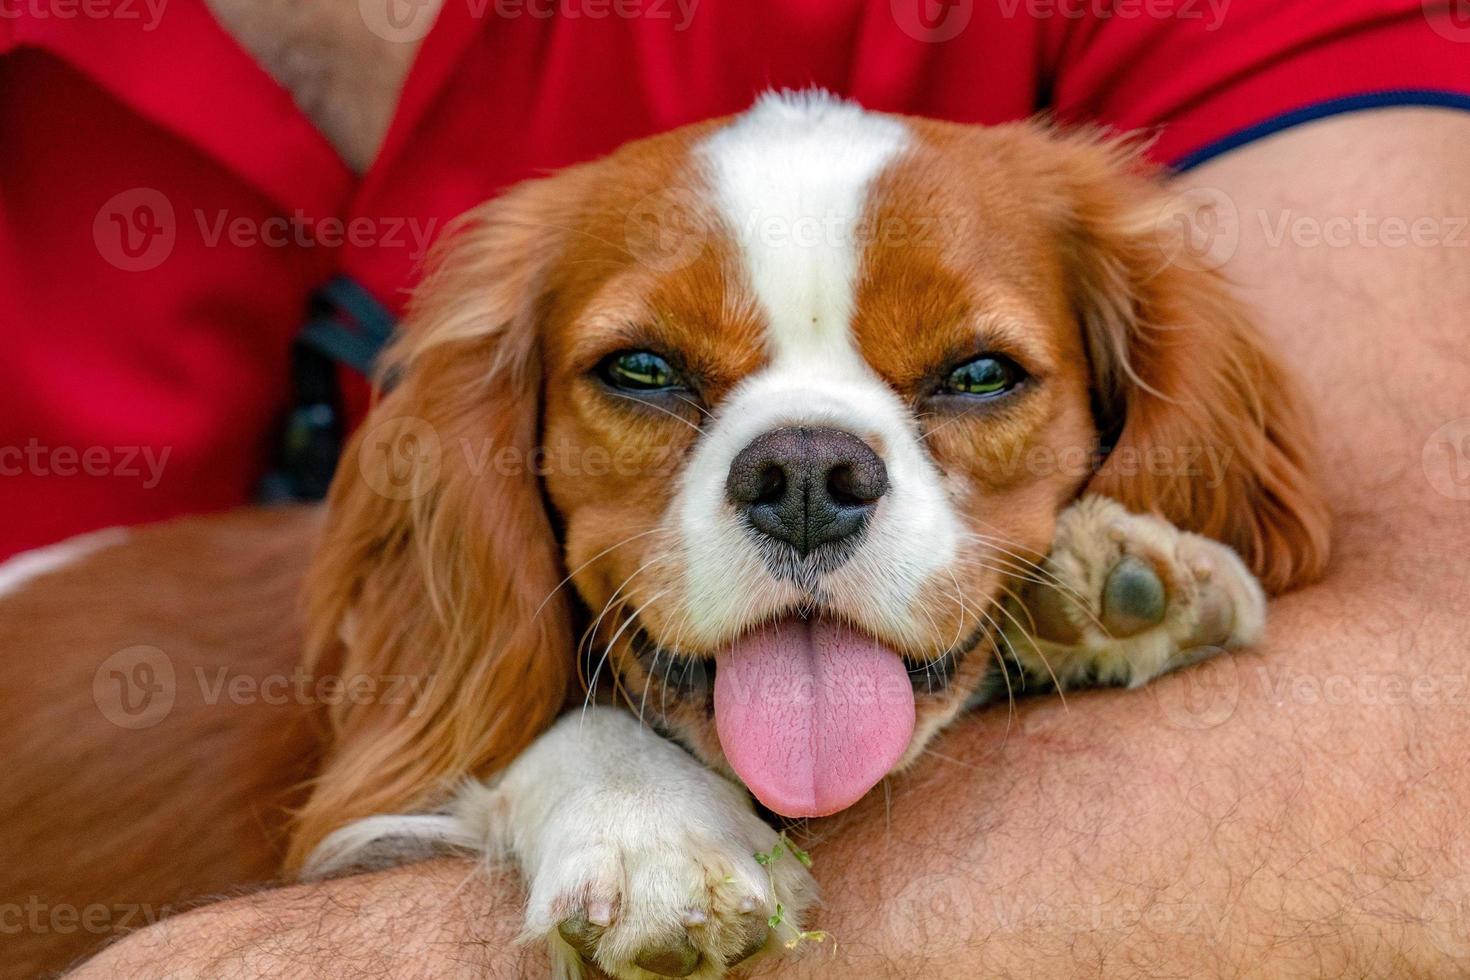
left=294, top=92, right=1329, bottom=979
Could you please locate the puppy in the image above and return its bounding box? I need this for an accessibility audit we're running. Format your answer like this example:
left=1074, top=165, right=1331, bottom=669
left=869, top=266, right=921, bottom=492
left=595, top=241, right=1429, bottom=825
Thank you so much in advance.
left=295, top=92, right=1329, bottom=978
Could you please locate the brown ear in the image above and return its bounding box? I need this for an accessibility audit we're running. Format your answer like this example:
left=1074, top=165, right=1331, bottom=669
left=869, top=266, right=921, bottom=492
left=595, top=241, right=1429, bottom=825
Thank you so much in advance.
left=288, top=180, right=574, bottom=870
left=1051, top=132, right=1331, bottom=594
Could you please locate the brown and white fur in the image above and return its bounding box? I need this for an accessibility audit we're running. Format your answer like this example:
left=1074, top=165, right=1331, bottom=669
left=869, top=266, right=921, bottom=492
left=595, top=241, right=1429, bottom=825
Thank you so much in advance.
left=288, top=92, right=1328, bottom=979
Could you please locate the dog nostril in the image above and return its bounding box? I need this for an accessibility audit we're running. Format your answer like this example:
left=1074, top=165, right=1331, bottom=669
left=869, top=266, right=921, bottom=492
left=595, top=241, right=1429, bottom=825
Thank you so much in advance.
left=826, top=464, right=863, bottom=508
left=827, top=457, right=887, bottom=508
left=755, top=464, right=786, bottom=507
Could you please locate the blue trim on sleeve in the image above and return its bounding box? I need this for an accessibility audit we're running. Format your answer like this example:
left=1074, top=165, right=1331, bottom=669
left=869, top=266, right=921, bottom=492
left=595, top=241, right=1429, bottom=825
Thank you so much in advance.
left=1171, top=89, right=1470, bottom=171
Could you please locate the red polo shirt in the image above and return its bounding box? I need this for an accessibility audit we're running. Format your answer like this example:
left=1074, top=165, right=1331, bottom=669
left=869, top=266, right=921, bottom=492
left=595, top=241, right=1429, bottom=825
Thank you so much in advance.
left=3, top=0, right=1467, bottom=557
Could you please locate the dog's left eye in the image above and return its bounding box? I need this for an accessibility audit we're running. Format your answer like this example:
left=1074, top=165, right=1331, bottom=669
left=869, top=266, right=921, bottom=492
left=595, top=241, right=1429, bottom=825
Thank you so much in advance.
left=597, top=350, right=682, bottom=392
left=942, top=355, right=1024, bottom=398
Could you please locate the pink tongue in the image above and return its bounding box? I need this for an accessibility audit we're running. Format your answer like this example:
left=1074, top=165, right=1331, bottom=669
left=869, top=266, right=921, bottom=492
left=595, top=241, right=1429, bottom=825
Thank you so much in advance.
left=714, top=618, right=915, bottom=817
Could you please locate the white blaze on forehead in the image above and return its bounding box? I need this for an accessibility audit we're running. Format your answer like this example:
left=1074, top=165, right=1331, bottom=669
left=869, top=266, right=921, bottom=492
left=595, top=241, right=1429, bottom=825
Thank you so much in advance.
left=696, top=90, right=909, bottom=370
left=669, top=92, right=961, bottom=647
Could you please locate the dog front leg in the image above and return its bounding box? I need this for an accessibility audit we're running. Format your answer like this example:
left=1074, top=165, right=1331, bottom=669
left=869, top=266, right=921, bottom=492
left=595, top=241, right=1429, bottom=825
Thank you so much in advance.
left=307, top=706, right=816, bottom=980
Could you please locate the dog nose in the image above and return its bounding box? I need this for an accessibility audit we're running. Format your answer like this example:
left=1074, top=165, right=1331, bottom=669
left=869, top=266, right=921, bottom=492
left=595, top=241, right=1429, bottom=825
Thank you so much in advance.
left=725, top=426, right=888, bottom=557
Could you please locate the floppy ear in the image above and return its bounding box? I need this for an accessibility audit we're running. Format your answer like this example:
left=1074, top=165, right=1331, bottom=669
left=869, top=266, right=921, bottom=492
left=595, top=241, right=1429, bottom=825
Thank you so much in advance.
left=288, top=179, right=574, bottom=870
left=1052, top=132, right=1331, bottom=594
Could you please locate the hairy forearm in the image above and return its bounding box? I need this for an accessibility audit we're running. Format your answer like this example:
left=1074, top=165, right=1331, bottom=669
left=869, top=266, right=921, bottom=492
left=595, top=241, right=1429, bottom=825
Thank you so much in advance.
left=67, top=860, right=541, bottom=980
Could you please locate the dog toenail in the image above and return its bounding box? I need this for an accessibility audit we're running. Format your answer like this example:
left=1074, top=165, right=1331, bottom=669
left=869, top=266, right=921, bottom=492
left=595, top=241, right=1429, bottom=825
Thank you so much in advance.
left=587, top=900, right=614, bottom=927
left=558, top=914, right=600, bottom=958
left=1102, top=555, right=1167, bottom=637
left=681, top=908, right=708, bottom=926
left=729, top=925, right=770, bottom=966
left=635, top=935, right=700, bottom=977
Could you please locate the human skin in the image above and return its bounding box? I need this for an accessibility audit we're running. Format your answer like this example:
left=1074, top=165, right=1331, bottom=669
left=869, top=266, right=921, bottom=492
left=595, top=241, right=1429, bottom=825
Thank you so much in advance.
left=66, top=108, right=1470, bottom=979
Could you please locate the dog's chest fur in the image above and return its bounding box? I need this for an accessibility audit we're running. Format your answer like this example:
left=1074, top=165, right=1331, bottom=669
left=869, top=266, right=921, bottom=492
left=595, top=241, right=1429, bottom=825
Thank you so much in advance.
left=203, top=0, right=438, bottom=172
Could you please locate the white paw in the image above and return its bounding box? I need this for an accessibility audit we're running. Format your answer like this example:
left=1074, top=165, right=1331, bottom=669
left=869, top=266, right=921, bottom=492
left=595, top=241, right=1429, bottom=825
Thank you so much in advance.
left=303, top=710, right=819, bottom=979
left=1006, top=495, right=1267, bottom=689
left=525, top=817, right=816, bottom=979
left=465, top=712, right=818, bottom=980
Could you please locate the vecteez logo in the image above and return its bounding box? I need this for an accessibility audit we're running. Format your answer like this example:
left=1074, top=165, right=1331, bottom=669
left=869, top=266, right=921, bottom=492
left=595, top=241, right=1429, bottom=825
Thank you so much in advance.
left=358, top=0, right=438, bottom=41
left=1424, top=418, right=1470, bottom=501
left=92, top=645, right=176, bottom=729
left=891, top=0, right=973, bottom=42
left=93, top=189, right=176, bottom=272
left=1152, top=186, right=1240, bottom=272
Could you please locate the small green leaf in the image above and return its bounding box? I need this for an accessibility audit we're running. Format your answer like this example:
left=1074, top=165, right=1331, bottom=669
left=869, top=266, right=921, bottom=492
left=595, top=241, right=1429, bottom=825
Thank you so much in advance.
left=782, top=835, right=813, bottom=868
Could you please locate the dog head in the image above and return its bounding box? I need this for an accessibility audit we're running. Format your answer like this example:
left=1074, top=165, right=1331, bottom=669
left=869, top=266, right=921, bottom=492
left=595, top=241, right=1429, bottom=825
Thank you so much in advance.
left=290, top=93, right=1328, bottom=863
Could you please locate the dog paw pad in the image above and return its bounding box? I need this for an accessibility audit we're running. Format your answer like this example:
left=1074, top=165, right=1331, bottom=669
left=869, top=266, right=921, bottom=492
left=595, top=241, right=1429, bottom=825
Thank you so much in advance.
left=1101, top=554, right=1167, bottom=637
left=634, top=934, right=701, bottom=977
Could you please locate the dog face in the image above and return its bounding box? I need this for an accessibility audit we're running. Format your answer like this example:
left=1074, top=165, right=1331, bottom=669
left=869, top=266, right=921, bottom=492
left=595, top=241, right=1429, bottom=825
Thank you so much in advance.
left=291, top=94, right=1327, bottom=861
left=537, top=98, right=1103, bottom=814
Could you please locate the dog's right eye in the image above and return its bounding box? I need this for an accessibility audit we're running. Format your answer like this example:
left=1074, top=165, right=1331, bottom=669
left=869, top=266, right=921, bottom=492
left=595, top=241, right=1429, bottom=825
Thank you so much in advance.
left=597, top=350, right=683, bottom=392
